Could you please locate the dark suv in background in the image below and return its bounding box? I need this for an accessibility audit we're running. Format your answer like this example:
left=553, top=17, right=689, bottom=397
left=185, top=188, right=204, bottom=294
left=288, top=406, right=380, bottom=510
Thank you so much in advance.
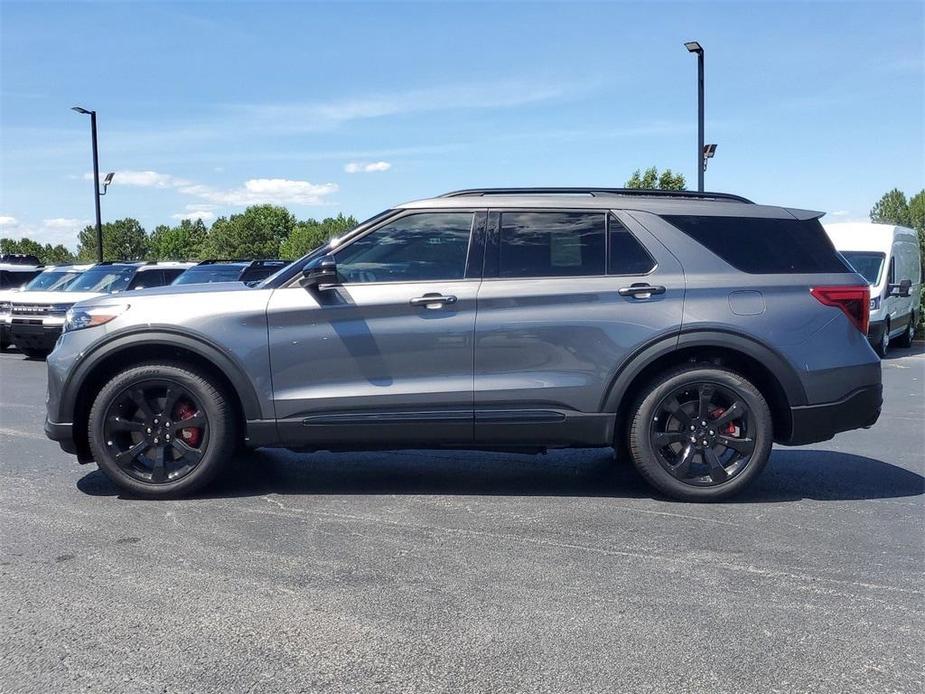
left=44, top=188, right=881, bottom=501
left=172, top=259, right=288, bottom=287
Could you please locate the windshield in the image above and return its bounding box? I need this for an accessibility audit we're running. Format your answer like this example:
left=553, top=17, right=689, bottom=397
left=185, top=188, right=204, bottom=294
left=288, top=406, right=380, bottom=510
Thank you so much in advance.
left=173, top=266, right=243, bottom=285
left=66, top=267, right=135, bottom=293
left=840, top=251, right=885, bottom=285
left=24, top=270, right=83, bottom=292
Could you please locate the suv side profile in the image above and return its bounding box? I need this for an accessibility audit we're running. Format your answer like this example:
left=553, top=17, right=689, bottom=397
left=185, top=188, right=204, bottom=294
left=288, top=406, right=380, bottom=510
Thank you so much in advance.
left=44, top=189, right=881, bottom=501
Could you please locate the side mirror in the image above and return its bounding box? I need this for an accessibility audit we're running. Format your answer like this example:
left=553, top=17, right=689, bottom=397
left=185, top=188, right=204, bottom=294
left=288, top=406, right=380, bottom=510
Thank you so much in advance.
left=889, top=279, right=913, bottom=298
left=300, top=254, right=338, bottom=289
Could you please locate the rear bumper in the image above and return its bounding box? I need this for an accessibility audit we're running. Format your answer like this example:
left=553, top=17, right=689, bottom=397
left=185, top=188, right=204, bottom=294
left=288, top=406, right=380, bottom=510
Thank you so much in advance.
left=782, top=384, right=882, bottom=446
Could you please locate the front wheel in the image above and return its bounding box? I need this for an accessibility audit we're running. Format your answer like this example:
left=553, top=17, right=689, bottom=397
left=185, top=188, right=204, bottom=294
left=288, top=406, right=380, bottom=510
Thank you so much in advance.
left=88, top=362, right=237, bottom=498
left=895, top=313, right=915, bottom=349
left=628, top=365, right=774, bottom=502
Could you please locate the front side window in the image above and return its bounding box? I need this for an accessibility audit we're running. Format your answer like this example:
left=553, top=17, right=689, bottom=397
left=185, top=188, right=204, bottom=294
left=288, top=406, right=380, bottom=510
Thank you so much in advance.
left=174, top=266, right=243, bottom=285
left=335, top=212, right=473, bottom=283
left=499, top=212, right=605, bottom=278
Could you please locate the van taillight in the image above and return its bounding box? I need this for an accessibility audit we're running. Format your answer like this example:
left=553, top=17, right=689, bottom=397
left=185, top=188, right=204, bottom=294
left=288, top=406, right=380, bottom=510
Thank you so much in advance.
left=810, top=286, right=870, bottom=335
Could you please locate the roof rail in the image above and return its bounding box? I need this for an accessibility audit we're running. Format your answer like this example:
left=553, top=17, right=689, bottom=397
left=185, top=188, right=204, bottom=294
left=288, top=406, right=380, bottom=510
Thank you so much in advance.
left=438, top=187, right=754, bottom=204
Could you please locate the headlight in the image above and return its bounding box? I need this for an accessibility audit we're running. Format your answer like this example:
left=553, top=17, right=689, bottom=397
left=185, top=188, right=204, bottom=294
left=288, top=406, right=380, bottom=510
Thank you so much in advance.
left=0, top=301, right=10, bottom=316
left=63, top=304, right=129, bottom=332
left=869, top=296, right=880, bottom=311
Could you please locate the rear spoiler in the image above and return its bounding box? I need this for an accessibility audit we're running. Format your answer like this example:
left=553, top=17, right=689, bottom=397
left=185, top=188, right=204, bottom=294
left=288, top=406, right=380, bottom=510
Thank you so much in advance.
left=786, top=208, right=825, bottom=221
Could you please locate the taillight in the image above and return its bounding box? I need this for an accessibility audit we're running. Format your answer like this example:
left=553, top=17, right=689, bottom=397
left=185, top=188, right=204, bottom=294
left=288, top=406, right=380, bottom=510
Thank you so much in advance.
left=811, top=286, right=870, bottom=335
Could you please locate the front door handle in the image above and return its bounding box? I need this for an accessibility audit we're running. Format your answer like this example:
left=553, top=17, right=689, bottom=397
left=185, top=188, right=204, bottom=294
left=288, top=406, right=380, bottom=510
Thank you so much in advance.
left=618, top=283, right=667, bottom=299
left=410, top=293, right=458, bottom=309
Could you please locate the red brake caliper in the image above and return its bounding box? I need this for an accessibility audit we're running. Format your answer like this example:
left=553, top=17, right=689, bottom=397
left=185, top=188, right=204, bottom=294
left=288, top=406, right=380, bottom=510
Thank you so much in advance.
left=175, top=401, right=203, bottom=447
left=709, top=406, right=740, bottom=437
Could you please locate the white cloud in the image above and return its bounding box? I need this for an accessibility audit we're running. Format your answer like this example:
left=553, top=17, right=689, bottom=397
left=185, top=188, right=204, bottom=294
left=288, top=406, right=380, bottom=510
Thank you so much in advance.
left=42, top=217, right=84, bottom=229
left=0, top=215, right=19, bottom=227
left=184, top=178, right=338, bottom=206
left=171, top=210, right=216, bottom=222
left=1, top=217, right=89, bottom=248
left=85, top=170, right=190, bottom=188
left=344, top=161, right=391, bottom=174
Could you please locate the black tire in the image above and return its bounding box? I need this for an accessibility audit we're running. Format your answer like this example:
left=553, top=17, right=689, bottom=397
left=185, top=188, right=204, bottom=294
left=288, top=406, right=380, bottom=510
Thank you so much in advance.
left=895, top=313, right=915, bottom=349
left=20, top=347, right=50, bottom=360
left=875, top=321, right=890, bottom=358
left=88, top=361, right=237, bottom=498
left=628, top=365, right=774, bottom=502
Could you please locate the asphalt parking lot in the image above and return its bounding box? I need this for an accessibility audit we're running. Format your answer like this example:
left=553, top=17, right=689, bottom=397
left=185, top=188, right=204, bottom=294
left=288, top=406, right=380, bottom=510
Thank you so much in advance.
left=1, top=347, right=923, bottom=694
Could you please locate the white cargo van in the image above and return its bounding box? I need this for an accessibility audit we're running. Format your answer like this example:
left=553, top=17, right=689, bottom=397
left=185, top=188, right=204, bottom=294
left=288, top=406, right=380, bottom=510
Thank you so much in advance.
left=824, top=222, right=922, bottom=356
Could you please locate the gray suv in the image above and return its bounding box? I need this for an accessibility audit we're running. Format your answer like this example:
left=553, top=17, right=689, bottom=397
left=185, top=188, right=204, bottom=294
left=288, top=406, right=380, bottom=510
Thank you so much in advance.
left=44, top=188, right=881, bottom=501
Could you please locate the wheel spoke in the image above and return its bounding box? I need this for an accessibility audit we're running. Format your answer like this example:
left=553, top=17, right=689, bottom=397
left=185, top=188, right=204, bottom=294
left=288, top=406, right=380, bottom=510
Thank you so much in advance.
left=113, top=439, right=149, bottom=467
left=670, top=445, right=695, bottom=479
left=704, top=448, right=729, bottom=484
left=162, top=386, right=182, bottom=419
left=653, top=430, right=688, bottom=447
left=130, top=389, right=155, bottom=421
left=170, top=438, right=203, bottom=464
left=108, top=416, right=146, bottom=433
left=150, top=446, right=166, bottom=483
left=717, top=434, right=755, bottom=455
left=663, top=397, right=692, bottom=427
left=697, top=384, right=716, bottom=419
left=171, top=413, right=205, bottom=432
left=712, top=401, right=745, bottom=427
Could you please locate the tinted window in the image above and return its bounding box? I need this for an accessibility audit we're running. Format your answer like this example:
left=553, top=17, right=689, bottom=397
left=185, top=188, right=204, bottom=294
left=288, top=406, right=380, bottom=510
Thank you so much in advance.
left=663, top=215, right=850, bottom=274
left=335, top=212, right=473, bottom=283
left=129, top=270, right=167, bottom=290
left=839, top=251, right=884, bottom=285
left=0, top=269, right=40, bottom=289
left=174, top=266, right=244, bottom=285
left=609, top=215, right=655, bottom=275
left=499, top=212, right=605, bottom=278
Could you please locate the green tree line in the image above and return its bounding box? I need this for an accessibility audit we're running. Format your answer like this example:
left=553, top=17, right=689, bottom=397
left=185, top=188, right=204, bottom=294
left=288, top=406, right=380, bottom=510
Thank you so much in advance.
left=0, top=205, right=358, bottom=265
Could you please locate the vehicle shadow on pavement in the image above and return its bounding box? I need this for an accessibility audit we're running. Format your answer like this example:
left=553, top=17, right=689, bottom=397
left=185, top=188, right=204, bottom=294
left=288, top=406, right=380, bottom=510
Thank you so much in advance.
left=76, top=448, right=924, bottom=503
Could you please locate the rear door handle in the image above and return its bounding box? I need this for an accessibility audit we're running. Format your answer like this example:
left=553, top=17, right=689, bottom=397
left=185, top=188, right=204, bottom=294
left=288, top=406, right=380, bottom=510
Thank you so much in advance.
left=618, top=283, right=666, bottom=299
left=410, top=293, right=458, bottom=308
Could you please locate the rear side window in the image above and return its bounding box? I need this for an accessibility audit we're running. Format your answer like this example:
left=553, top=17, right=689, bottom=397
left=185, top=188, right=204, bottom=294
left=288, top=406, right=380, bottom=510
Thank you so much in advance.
left=663, top=215, right=850, bottom=274
left=499, top=212, right=605, bottom=278
left=609, top=215, right=655, bottom=275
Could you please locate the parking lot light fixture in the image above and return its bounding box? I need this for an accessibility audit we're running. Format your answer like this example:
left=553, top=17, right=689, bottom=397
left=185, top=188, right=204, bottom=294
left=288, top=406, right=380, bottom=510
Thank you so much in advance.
left=71, top=105, right=104, bottom=262
left=684, top=41, right=705, bottom=192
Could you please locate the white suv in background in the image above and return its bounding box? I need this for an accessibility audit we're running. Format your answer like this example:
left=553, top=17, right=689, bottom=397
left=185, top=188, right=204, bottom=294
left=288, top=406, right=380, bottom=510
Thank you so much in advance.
left=9, top=261, right=192, bottom=358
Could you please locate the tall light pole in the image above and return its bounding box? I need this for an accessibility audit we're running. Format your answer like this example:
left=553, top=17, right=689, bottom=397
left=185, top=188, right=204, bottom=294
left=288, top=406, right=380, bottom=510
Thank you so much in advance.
left=684, top=41, right=705, bottom=192
left=72, top=106, right=104, bottom=262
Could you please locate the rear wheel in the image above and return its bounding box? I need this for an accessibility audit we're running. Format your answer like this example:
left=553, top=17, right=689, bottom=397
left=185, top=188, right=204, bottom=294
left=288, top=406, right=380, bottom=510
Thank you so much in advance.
left=88, top=362, right=237, bottom=498
left=895, top=313, right=915, bottom=349
left=628, top=365, right=773, bottom=502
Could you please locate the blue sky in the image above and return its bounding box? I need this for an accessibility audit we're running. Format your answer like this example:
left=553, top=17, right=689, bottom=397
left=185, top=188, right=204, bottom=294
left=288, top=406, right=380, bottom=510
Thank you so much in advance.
left=1, top=1, right=923, bottom=249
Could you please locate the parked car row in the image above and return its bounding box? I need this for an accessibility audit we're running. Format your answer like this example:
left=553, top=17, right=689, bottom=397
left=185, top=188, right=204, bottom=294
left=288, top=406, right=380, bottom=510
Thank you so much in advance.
left=0, top=259, right=288, bottom=357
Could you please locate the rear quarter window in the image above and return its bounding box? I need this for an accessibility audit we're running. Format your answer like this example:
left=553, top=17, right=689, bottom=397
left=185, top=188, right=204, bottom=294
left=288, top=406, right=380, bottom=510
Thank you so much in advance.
left=663, top=215, right=851, bottom=274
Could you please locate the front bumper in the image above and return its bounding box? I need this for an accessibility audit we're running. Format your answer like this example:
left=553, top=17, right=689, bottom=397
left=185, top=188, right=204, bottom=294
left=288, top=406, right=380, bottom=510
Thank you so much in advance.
left=45, top=418, right=79, bottom=455
left=10, top=322, right=63, bottom=352
left=783, top=384, right=882, bottom=446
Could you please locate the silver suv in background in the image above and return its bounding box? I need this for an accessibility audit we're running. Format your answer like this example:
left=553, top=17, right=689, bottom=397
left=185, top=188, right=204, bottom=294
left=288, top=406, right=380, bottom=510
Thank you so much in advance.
left=44, top=188, right=881, bottom=501
left=1, top=264, right=90, bottom=350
